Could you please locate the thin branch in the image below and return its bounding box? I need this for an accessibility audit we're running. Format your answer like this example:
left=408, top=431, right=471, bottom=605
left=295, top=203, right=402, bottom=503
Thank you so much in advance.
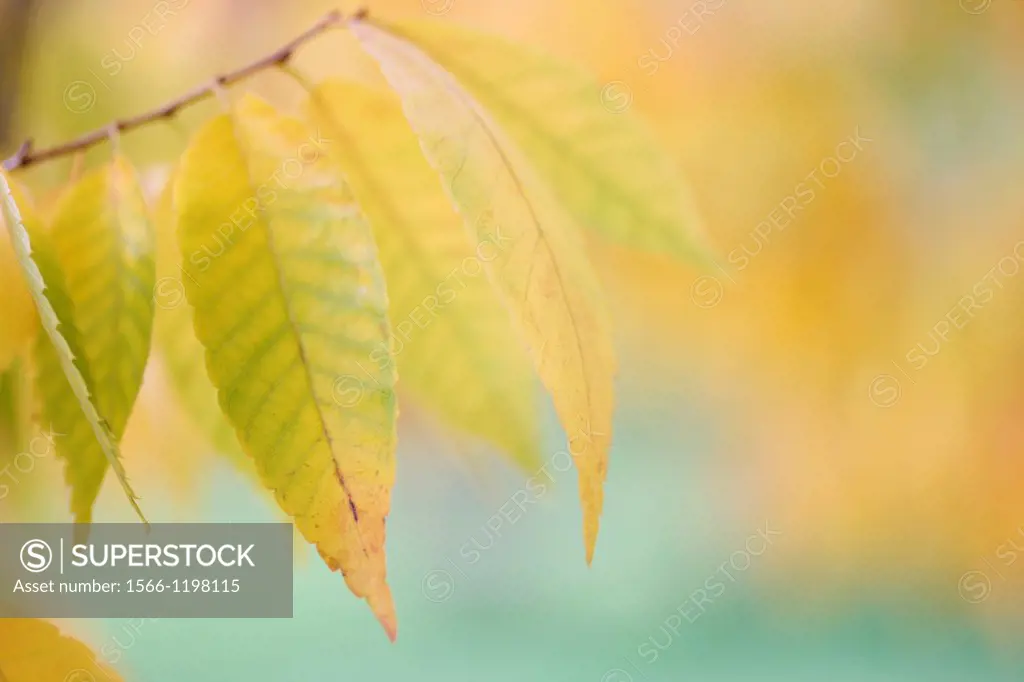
left=2, top=7, right=355, bottom=172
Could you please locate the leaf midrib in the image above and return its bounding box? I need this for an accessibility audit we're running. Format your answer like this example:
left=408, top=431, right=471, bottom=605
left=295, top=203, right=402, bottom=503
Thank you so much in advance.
left=224, top=111, right=369, bottom=555
left=384, top=22, right=678, bottom=246
left=103, top=161, right=131, bottom=431
left=426, top=46, right=597, bottom=424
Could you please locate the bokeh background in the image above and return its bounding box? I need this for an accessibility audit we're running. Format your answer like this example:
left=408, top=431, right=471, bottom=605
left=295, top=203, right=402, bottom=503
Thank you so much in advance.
left=2, top=0, right=1024, bottom=679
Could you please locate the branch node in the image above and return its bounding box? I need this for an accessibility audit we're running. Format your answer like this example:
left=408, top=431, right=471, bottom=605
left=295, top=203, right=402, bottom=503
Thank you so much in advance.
left=3, top=139, right=33, bottom=171
left=15, top=138, right=33, bottom=160
left=210, top=78, right=232, bottom=111
left=106, top=122, right=123, bottom=155
left=1, top=7, right=346, bottom=172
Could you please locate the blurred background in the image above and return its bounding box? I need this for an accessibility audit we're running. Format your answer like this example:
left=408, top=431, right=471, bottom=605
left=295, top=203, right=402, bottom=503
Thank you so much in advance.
left=2, top=0, right=1024, bottom=679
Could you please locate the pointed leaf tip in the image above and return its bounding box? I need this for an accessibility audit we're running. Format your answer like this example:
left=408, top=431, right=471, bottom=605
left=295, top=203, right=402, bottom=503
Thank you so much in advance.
left=175, top=98, right=399, bottom=632
left=1, top=170, right=148, bottom=525
left=352, top=16, right=615, bottom=569
left=364, top=578, right=398, bottom=641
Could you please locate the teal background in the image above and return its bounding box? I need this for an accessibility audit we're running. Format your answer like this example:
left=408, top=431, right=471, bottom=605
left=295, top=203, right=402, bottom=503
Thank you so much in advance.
left=73, top=398, right=1023, bottom=681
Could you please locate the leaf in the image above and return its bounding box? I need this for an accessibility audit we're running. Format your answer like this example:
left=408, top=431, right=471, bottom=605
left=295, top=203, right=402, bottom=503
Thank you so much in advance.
left=367, top=18, right=710, bottom=265
left=50, top=156, right=156, bottom=433
left=0, top=617, right=123, bottom=682
left=304, top=80, right=541, bottom=471
left=352, top=22, right=617, bottom=563
left=0, top=357, right=40, bottom=513
left=175, top=94, right=398, bottom=638
left=0, top=171, right=146, bottom=525
left=152, top=169, right=248, bottom=463
left=41, top=156, right=156, bottom=524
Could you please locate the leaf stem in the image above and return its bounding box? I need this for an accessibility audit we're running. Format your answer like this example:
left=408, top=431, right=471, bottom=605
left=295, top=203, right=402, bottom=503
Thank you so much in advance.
left=1, top=7, right=360, bottom=172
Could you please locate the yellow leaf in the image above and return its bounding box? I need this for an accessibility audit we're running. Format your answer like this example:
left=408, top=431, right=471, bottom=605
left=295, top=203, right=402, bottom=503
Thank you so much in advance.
left=305, top=80, right=541, bottom=471
left=370, top=17, right=710, bottom=265
left=41, top=156, right=156, bottom=524
left=0, top=210, right=37, bottom=373
left=151, top=171, right=313, bottom=523
left=352, top=22, right=617, bottom=563
left=0, top=358, right=41, bottom=515
left=175, top=95, right=398, bottom=638
left=152, top=169, right=248, bottom=463
left=0, top=618, right=123, bottom=682
left=0, top=171, right=145, bottom=526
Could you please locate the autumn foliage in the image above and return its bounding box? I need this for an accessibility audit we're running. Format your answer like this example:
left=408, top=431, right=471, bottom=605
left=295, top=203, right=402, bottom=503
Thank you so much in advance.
left=0, top=9, right=706, bottom=660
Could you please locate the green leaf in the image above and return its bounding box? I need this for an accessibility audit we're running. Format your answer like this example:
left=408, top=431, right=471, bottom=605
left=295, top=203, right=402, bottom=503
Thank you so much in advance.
left=43, top=157, right=156, bottom=524
left=305, top=79, right=542, bottom=471
left=50, top=156, right=156, bottom=434
left=152, top=168, right=248, bottom=464
left=352, top=21, right=617, bottom=564
left=372, top=17, right=711, bottom=264
left=0, top=170, right=146, bottom=525
left=175, top=94, right=398, bottom=638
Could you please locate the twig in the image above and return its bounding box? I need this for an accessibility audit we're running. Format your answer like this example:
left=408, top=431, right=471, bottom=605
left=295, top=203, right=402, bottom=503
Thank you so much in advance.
left=1, top=8, right=355, bottom=172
